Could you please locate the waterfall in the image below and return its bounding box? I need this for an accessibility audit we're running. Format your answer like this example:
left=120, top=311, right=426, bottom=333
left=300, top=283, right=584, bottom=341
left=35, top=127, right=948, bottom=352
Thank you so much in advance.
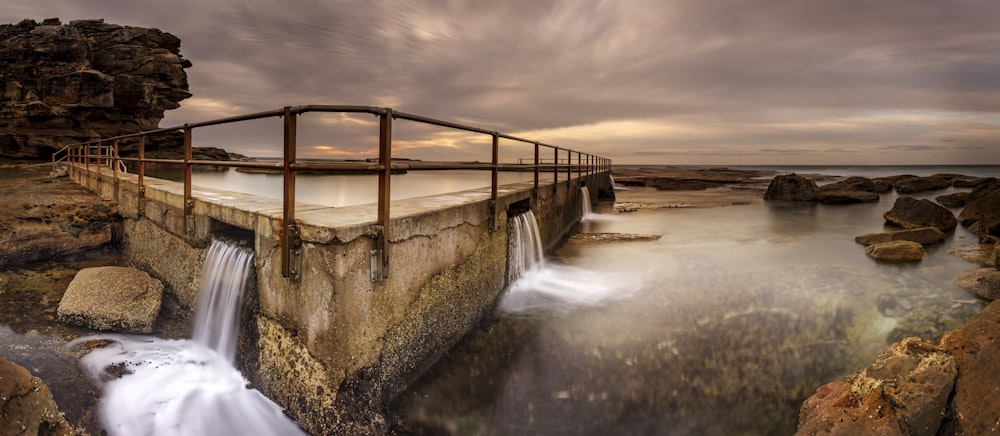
left=72, top=237, right=305, bottom=436
left=581, top=186, right=593, bottom=216
left=507, top=210, right=544, bottom=284
left=192, top=238, right=253, bottom=363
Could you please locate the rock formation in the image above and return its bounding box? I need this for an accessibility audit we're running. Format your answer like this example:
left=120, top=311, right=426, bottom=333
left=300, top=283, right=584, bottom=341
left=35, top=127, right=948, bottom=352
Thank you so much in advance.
left=953, top=268, right=1000, bottom=301
left=884, top=197, right=958, bottom=232
left=865, top=240, right=926, bottom=262
left=855, top=227, right=946, bottom=247
left=0, top=18, right=191, bottom=160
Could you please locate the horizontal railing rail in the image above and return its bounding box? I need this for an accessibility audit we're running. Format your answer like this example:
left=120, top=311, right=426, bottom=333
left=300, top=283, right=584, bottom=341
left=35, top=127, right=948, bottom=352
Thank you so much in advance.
left=57, top=105, right=612, bottom=282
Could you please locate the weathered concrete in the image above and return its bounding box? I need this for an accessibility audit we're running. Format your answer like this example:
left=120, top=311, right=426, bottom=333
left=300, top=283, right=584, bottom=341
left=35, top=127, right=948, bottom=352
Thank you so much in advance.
left=68, top=162, right=611, bottom=433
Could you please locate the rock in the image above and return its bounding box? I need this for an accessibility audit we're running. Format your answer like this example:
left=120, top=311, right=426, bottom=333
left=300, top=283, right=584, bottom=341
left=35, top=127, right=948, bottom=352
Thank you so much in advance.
left=871, top=178, right=895, bottom=193
left=958, top=180, right=1000, bottom=243
left=796, top=381, right=905, bottom=436
left=819, top=176, right=878, bottom=192
left=855, top=227, right=946, bottom=246
left=939, top=301, right=1000, bottom=433
left=884, top=197, right=958, bottom=232
left=947, top=244, right=997, bottom=266
left=0, top=165, right=121, bottom=267
left=763, top=174, right=818, bottom=201
left=815, top=189, right=879, bottom=204
left=893, top=176, right=952, bottom=194
left=850, top=337, right=956, bottom=436
left=57, top=266, right=163, bottom=333
left=954, top=177, right=996, bottom=188
left=0, top=18, right=191, bottom=160
left=562, top=233, right=661, bottom=248
left=953, top=268, right=1000, bottom=300
left=0, top=357, right=79, bottom=435
left=935, top=192, right=969, bottom=208
left=865, top=240, right=926, bottom=262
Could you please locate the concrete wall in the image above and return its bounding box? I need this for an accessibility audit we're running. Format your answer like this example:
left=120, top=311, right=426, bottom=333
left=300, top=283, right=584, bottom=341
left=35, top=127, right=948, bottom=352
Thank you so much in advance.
left=68, top=163, right=612, bottom=434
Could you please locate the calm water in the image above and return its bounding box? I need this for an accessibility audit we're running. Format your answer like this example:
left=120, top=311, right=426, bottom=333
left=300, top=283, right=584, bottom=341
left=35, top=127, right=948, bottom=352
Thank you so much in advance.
left=393, top=166, right=997, bottom=435
left=0, top=165, right=996, bottom=434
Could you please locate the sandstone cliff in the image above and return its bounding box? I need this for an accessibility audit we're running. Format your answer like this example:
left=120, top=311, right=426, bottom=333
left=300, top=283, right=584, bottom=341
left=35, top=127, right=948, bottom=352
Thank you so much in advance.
left=0, top=18, right=191, bottom=160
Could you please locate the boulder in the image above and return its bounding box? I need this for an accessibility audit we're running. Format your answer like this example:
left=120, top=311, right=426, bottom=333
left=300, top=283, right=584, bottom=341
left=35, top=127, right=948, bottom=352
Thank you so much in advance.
left=816, top=189, right=879, bottom=204
left=0, top=357, right=78, bottom=435
left=850, top=338, right=957, bottom=436
left=893, top=176, right=951, bottom=194
left=939, top=301, right=1000, bottom=434
left=958, top=180, right=1000, bottom=243
left=855, top=227, right=946, bottom=246
left=953, top=268, right=1000, bottom=300
left=0, top=18, right=191, bottom=160
left=871, top=178, right=895, bottom=193
left=57, top=266, right=163, bottom=333
left=819, top=176, right=878, bottom=192
left=954, top=177, right=996, bottom=188
left=865, top=240, right=926, bottom=262
left=763, top=174, right=818, bottom=201
left=935, top=192, right=969, bottom=208
left=884, top=197, right=958, bottom=232
left=796, top=381, right=905, bottom=436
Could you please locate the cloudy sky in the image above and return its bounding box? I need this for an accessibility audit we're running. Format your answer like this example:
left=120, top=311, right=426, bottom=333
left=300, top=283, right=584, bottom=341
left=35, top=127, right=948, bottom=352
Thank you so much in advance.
left=4, top=0, right=999, bottom=165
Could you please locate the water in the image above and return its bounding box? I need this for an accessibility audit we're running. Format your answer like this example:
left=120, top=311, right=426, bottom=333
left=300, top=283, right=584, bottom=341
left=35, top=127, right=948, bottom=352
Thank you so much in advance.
left=70, top=238, right=305, bottom=436
left=581, top=186, right=593, bottom=216
left=395, top=167, right=996, bottom=435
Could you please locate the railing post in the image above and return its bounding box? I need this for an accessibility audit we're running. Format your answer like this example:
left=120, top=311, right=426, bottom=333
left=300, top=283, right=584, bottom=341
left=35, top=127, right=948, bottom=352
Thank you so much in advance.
left=565, top=149, right=571, bottom=182
left=183, top=126, right=194, bottom=235
left=282, top=107, right=302, bottom=281
left=137, top=135, right=146, bottom=216
left=490, top=133, right=499, bottom=231
left=577, top=151, right=582, bottom=180
left=532, top=142, right=539, bottom=210
left=112, top=138, right=120, bottom=202
left=371, top=107, right=392, bottom=282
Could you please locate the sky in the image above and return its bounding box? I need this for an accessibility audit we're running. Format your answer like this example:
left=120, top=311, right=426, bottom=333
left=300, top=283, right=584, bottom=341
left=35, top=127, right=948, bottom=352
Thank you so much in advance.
left=4, top=0, right=999, bottom=165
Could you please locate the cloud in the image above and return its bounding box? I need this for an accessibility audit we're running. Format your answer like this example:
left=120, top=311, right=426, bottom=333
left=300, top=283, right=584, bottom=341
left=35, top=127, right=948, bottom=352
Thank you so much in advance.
left=2, top=0, right=998, bottom=164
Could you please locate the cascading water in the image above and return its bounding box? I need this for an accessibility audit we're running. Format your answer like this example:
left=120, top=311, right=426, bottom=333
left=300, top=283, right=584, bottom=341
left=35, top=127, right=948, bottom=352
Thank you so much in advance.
left=507, top=210, right=544, bottom=284
left=192, top=238, right=253, bottom=362
left=72, top=238, right=305, bottom=436
left=500, top=209, right=634, bottom=314
left=580, top=186, right=593, bottom=216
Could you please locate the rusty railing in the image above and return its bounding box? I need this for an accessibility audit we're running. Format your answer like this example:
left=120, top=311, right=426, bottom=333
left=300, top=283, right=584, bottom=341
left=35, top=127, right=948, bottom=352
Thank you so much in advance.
left=60, top=105, right=612, bottom=282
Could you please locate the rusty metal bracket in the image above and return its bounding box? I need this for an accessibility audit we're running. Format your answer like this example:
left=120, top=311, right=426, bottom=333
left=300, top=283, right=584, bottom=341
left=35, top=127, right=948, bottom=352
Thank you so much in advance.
left=285, top=222, right=303, bottom=281
left=369, top=225, right=388, bottom=282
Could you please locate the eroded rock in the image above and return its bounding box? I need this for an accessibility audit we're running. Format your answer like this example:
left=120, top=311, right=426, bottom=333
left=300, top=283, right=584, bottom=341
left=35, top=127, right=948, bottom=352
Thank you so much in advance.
left=57, top=266, right=163, bottom=333
left=0, top=357, right=79, bottom=435
left=865, top=240, right=926, bottom=262
left=763, top=174, right=818, bottom=201
left=893, top=176, right=951, bottom=194
left=1, top=18, right=191, bottom=160
left=958, top=180, right=1000, bottom=243
left=953, top=268, right=1000, bottom=301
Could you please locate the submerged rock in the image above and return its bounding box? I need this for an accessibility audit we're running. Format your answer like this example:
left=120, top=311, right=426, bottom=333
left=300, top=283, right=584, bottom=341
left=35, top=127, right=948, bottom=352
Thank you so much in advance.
left=953, top=268, right=1000, bottom=301
left=865, top=240, right=926, bottom=262
left=57, top=266, right=163, bottom=333
left=763, top=174, right=818, bottom=201
left=893, top=176, right=951, bottom=194
left=884, top=197, right=958, bottom=232
left=947, top=244, right=998, bottom=266
left=855, top=227, right=946, bottom=246
left=816, top=189, right=879, bottom=204
left=0, top=357, right=80, bottom=435
left=935, top=192, right=969, bottom=208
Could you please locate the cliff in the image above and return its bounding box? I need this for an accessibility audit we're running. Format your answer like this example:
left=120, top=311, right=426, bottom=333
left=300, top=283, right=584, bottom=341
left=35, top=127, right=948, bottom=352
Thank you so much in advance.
left=0, top=18, right=191, bottom=160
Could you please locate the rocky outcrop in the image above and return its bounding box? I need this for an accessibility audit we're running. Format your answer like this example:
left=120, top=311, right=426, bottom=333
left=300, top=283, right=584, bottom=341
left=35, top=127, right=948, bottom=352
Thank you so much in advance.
left=865, top=240, right=926, bottom=262
left=893, top=176, right=951, bottom=194
left=763, top=174, right=818, bottom=201
left=938, top=301, right=1000, bottom=434
left=816, top=189, right=879, bottom=204
left=798, top=338, right=956, bottom=436
left=0, top=164, right=121, bottom=267
left=855, top=227, right=946, bottom=246
left=957, top=179, right=1000, bottom=243
left=884, top=197, right=958, bottom=232
left=57, top=266, right=163, bottom=333
left=0, top=357, right=80, bottom=435
left=953, top=268, right=1000, bottom=300
left=0, top=18, right=191, bottom=160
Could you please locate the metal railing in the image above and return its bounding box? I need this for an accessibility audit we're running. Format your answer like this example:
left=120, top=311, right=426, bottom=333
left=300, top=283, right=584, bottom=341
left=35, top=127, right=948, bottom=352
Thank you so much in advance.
left=58, top=105, right=612, bottom=282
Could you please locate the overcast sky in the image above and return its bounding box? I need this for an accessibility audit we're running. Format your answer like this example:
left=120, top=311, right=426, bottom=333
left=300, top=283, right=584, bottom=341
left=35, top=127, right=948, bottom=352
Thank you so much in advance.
left=4, top=0, right=999, bottom=165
